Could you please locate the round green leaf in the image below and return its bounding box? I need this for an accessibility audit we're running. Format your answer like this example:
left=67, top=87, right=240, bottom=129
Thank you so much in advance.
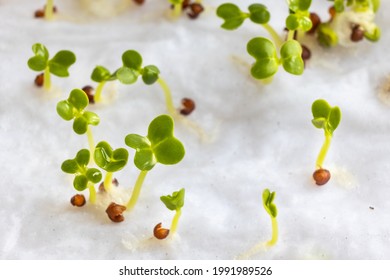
left=32, top=43, right=49, bottom=60
left=160, top=188, right=185, bottom=211
left=134, top=148, right=156, bottom=171
left=248, top=4, right=270, bottom=24
left=288, top=0, right=312, bottom=12
left=68, top=89, right=89, bottom=111
left=27, top=56, right=47, bottom=72
left=125, top=134, right=151, bottom=150
left=73, top=175, right=88, bottom=191
left=75, top=149, right=90, bottom=166
left=56, top=100, right=74, bottom=121
left=147, top=115, right=175, bottom=144
left=317, top=24, right=338, bottom=47
left=364, top=26, right=381, bottom=42
left=61, top=159, right=79, bottom=174
left=122, top=50, right=143, bottom=70
left=247, top=37, right=279, bottom=80
left=86, top=168, right=102, bottom=183
left=91, top=66, right=111, bottom=83
left=153, top=138, right=185, bottom=165
left=73, top=116, right=88, bottom=135
left=116, top=67, right=138, bottom=84
left=280, top=40, right=304, bottom=75
left=83, top=111, right=100, bottom=126
left=142, top=65, right=160, bottom=85
left=328, top=107, right=342, bottom=132
left=216, top=3, right=248, bottom=30
left=94, top=142, right=128, bottom=172
left=286, top=15, right=299, bottom=31
left=312, top=99, right=331, bottom=119
left=48, top=50, right=76, bottom=77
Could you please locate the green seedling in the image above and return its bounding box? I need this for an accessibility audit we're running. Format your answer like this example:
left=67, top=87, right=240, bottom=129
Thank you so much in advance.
left=56, top=89, right=100, bottom=157
left=311, top=99, right=341, bottom=185
left=94, top=141, right=129, bottom=192
left=286, top=0, right=312, bottom=39
left=154, top=188, right=185, bottom=239
left=61, top=149, right=102, bottom=203
left=27, top=43, right=76, bottom=91
left=124, top=114, right=185, bottom=211
left=169, top=0, right=184, bottom=17
left=262, top=188, right=278, bottom=246
left=91, top=50, right=175, bottom=116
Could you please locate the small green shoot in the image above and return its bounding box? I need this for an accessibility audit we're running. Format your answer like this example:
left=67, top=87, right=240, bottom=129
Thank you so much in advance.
left=286, top=0, right=312, bottom=39
left=94, top=141, right=129, bottom=192
left=56, top=89, right=100, bottom=157
left=27, top=43, right=76, bottom=91
left=160, top=188, right=185, bottom=237
left=169, top=0, right=184, bottom=17
left=124, top=114, right=185, bottom=211
left=61, top=149, right=102, bottom=203
left=262, top=188, right=278, bottom=247
left=45, top=0, right=55, bottom=20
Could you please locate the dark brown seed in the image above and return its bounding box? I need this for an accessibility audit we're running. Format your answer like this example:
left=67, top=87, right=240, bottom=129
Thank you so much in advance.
left=70, top=194, right=86, bottom=207
left=301, top=45, right=311, bottom=62
left=112, top=178, right=119, bottom=186
left=106, top=202, right=126, bottom=223
left=350, top=25, right=364, bottom=42
left=187, top=3, right=204, bottom=19
left=180, top=98, right=196, bottom=115
left=82, top=85, right=95, bottom=104
left=133, top=0, right=145, bottom=5
left=34, top=73, right=44, bottom=87
left=308, top=13, right=321, bottom=34
left=153, top=223, right=170, bottom=240
left=99, top=178, right=119, bottom=192
left=329, top=6, right=336, bottom=20
left=34, top=9, right=45, bottom=18
left=313, top=168, right=331, bottom=186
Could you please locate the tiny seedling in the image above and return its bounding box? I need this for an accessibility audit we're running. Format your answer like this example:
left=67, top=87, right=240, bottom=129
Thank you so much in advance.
left=27, top=43, right=76, bottom=91
left=45, top=0, right=55, bottom=20
left=154, top=188, right=185, bottom=239
left=311, top=99, right=342, bottom=185
left=94, top=141, right=129, bottom=192
left=168, top=0, right=204, bottom=19
left=56, top=89, right=100, bottom=157
left=124, top=114, right=185, bottom=211
left=262, top=188, right=278, bottom=247
left=169, top=0, right=184, bottom=17
left=61, top=149, right=102, bottom=204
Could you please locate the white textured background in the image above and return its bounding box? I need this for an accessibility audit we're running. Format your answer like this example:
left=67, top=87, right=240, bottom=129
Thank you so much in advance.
left=0, top=0, right=389, bottom=259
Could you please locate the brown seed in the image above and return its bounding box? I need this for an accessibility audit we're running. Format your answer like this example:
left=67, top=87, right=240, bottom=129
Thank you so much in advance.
left=301, top=44, right=311, bottom=62
left=34, top=73, right=44, bottom=87
left=133, top=0, right=145, bottom=5
left=153, top=223, right=170, bottom=240
left=106, top=202, right=126, bottom=223
left=313, top=168, right=331, bottom=186
left=180, top=97, right=196, bottom=115
left=82, top=85, right=95, bottom=104
left=329, top=6, right=336, bottom=20
left=99, top=178, right=119, bottom=192
left=187, top=3, right=204, bottom=19
left=350, top=25, right=364, bottom=42
left=34, top=9, right=45, bottom=18
left=308, top=13, right=321, bottom=34
left=70, top=194, right=86, bottom=207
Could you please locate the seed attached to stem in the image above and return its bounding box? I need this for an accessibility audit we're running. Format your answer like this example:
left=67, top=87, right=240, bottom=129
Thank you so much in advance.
left=301, top=45, right=311, bottom=62
left=188, top=3, right=204, bottom=19
left=180, top=98, right=196, bottom=115
left=82, top=85, right=95, bottom=104
left=70, top=194, right=86, bottom=207
left=329, top=6, right=336, bottom=20
left=351, top=25, right=364, bottom=42
left=133, top=0, right=145, bottom=5
left=106, top=202, right=126, bottom=222
left=34, top=73, right=44, bottom=87
left=308, top=13, right=321, bottom=34
left=153, top=223, right=170, bottom=239
left=313, top=168, right=331, bottom=186
left=99, top=178, right=119, bottom=192
left=34, top=10, right=45, bottom=18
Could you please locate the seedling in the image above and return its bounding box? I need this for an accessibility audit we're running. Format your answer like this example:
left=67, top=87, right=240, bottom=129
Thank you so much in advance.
left=56, top=89, right=100, bottom=157
left=262, top=189, right=278, bottom=246
left=94, top=141, right=129, bottom=192
left=168, top=0, right=204, bottom=19
left=311, top=99, right=342, bottom=185
left=27, top=43, right=76, bottom=91
left=61, top=149, right=102, bottom=203
left=45, top=0, right=55, bottom=20
left=91, top=50, right=175, bottom=115
left=154, top=188, right=185, bottom=239
left=217, top=2, right=308, bottom=81
left=124, top=115, right=185, bottom=211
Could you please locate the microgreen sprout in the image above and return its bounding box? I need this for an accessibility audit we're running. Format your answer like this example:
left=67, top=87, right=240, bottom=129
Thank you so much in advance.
left=311, top=99, right=342, bottom=185
left=155, top=188, right=185, bottom=239
left=124, top=115, right=185, bottom=211
left=262, top=188, right=278, bottom=246
left=94, top=141, right=129, bottom=192
left=61, top=149, right=102, bottom=204
left=169, top=0, right=204, bottom=19
left=56, top=89, right=100, bottom=157
left=44, top=0, right=55, bottom=20
left=27, top=43, right=76, bottom=91
left=169, top=0, right=184, bottom=17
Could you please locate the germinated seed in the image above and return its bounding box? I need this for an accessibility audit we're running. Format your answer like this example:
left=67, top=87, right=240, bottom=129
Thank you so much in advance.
left=106, top=202, right=126, bottom=223
left=153, top=223, right=170, bottom=240
left=351, top=25, right=364, bottom=42
left=188, top=3, right=204, bottom=19
left=313, top=168, right=331, bottom=186
left=180, top=98, right=196, bottom=115
left=34, top=73, right=44, bottom=87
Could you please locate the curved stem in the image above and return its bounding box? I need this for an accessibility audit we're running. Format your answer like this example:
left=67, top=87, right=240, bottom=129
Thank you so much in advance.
left=43, top=67, right=51, bottom=91
left=157, top=77, right=176, bottom=116
left=170, top=209, right=182, bottom=235
left=262, top=24, right=283, bottom=49
left=94, top=81, right=106, bottom=103
left=287, top=30, right=295, bottom=41
left=266, top=217, right=278, bottom=247
left=86, top=126, right=95, bottom=164
left=45, top=0, right=54, bottom=20
left=126, top=170, right=148, bottom=211
left=173, top=3, right=182, bottom=18
left=316, top=133, right=332, bottom=169
left=104, top=172, right=113, bottom=192
left=88, top=182, right=96, bottom=204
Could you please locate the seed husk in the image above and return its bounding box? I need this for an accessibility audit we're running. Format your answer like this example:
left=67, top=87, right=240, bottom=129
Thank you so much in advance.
left=313, top=168, right=331, bottom=186
left=82, top=85, right=95, bottom=104
left=154, top=223, right=170, bottom=239
left=70, top=194, right=86, bottom=207
left=350, top=25, right=364, bottom=42
left=308, top=13, right=321, bottom=34
left=106, top=202, right=126, bottom=223
left=180, top=98, right=196, bottom=115
left=187, top=3, right=204, bottom=19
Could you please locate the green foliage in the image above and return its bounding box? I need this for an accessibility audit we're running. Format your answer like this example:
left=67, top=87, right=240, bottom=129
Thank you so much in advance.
left=94, top=141, right=129, bottom=172
left=317, top=24, right=338, bottom=47
left=61, top=149, right=102, bottom=191
left=262, top=189, right=277, bottom=218
left=125, top=115, right=185, bottom=171
left=364, top=26, right=381, bottom=42
left=286, top=0, right=312, bottom=31
left=56, top=89, right=100, bottom=134
left=280, top=40, right=304, bottom=75
left=311, top=99, right=342, bottom=136
left=91, top=66, right=114, bottom=83
left=27, top=43, right=76, bottom=77
left=160, top=188, right=185, bottom=211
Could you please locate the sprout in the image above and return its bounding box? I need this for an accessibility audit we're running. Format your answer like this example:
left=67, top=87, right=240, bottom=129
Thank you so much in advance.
left=27, top=43, right=76, bottom=91
left=262, top=189, right=278, bottom=246
left=124, top=115, right=185, bottom=211
left=56, top=89, right=100, bottom=157
left=155, top=188, right=185, bottom=239
left=169, top=0, right=184, bottom=17
left=61, top=149, right=102, bottom=203
left=286, top=0, right=313, bottom=37
left=94, top=141, right=129, bottom=192
left=45, top=0, right=55, bottom=20
left=311, top=99, right=342, bottom=185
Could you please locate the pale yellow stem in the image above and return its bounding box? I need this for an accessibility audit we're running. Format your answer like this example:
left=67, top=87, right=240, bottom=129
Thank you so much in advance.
left=103, top=172, right=113, bottom=192
left=266, top=217, right=278, bottom=247
left=316, top=133, right=332, bottom=169
left=94, top=81, right=106, bottom=103
left=262, top=24, right=283, bottom=49
left=88, top=182, right=96, bottom=204
left=86, top=127, right=95, bottom=164
left=43, top=67, right=51, bottom=91
left=170, top=209, right=182, bottom=235
left=157, top=77, right=176, bottom=116
left=45, top=0, right=54, bottom=20
left=126, top=170, right=148, bottom=211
